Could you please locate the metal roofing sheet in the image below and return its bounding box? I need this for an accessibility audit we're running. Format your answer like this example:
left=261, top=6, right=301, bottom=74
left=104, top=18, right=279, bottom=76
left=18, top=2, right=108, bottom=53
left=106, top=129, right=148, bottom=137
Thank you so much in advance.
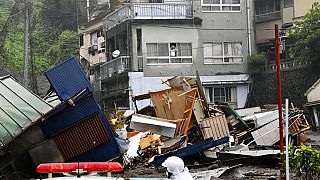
left=44, top=57, right=93, bottom=101
left=0, top=75, right=53, bottom=147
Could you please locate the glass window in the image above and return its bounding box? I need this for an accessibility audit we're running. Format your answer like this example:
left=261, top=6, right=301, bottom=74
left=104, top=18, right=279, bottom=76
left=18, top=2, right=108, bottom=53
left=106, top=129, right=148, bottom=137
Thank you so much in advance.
left=205, top=86, right=237, bottom=108
left=146, top=43, right=192, bottom=64
left=202, top=0, right=240, bottom=12
left=212, top=43, right=223, bottom=56
left=90, top=31, right=98, bottom=46
left=204, top=42, right=243, bottom=64
left=147, top=43, right=157, bottom=57
left=158, top=43, right=169, bottom=56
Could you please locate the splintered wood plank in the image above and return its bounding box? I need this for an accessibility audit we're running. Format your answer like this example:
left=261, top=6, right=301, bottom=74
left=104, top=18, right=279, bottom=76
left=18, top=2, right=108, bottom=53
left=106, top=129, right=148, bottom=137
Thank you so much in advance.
left=181, top=88, right=197, bottom=135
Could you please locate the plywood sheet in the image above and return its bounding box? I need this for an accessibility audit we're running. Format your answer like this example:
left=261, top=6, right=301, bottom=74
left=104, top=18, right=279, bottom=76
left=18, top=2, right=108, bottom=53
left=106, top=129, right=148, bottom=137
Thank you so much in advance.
left=150, top=86, right=185, bottom=120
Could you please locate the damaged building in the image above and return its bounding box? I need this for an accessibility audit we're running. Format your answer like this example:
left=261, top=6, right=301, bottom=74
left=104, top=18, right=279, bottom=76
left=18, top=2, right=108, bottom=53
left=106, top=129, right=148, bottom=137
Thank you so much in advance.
left=0, top=58, right=120, bottom=179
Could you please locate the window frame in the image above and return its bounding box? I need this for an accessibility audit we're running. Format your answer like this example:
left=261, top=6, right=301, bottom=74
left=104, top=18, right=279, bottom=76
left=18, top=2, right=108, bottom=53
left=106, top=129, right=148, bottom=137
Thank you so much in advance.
left=205, top=86, right=238, bottom=108
left=201, top=0, right=241, bottom=13
left=203, top=42, right=243, bottom=64
left=146, top=42, right=193, bottom=65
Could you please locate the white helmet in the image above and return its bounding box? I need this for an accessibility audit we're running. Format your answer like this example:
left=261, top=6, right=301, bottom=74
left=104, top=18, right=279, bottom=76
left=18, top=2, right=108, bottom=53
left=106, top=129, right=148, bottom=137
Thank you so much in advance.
left=161, top=156, right=185, bottom=175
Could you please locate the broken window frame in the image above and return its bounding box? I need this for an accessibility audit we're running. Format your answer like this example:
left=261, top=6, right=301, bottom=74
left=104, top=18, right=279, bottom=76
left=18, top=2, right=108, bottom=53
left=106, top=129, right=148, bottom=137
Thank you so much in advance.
left=146, top=43, right=192, bottom=65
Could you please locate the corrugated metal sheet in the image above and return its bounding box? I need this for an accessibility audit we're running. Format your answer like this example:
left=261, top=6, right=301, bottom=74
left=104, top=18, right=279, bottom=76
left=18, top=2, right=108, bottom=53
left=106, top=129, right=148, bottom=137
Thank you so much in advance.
left=200, top=115, right=230, bottom=140
left=41, top=95, right=100, bottom=138
left=44, top=57, right=93, bottom=101
left=0, top=75, right=53, bottom=148
left=68, top=111, right=120, bottom=162
left=54, top=113, right=110, bottom=160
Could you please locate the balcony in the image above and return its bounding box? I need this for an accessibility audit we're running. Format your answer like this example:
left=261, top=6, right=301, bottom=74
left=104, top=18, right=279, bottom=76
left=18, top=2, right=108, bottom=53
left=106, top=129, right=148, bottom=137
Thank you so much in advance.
left=104, top=3, right=193, bottom=30
left=255, top=11, right=281, bottom=23
left=100, top=56, right=130, bottom=80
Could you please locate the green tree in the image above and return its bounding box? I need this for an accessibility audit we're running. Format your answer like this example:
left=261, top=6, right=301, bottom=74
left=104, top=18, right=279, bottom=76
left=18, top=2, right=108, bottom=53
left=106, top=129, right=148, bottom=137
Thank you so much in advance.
left=58, top=30, right=79, bottom=62
left=247, top=53, right=266, bottom=75
left=289, top=2, right=320, bottom=63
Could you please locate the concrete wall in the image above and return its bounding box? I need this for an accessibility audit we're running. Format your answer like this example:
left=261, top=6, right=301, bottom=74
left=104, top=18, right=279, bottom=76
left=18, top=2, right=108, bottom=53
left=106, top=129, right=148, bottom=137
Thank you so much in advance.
left=130, top=0, right=254, bottom=77
left=294, top=0, right=320, bottom=18
left=237, top=84, right=250, bottom=108
left=256, top=19, right=282, bottom=43
left=128, top=72, right=171, bottom=109
left=283, top=7, right=294, bottom=24
left=247, top=65, right=320, bottom=108
left=136, top=25, right=199, bottom=77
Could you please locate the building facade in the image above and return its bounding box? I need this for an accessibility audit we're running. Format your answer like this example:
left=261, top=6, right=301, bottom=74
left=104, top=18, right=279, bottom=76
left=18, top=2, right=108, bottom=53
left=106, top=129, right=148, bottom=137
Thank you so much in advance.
left=255, top=0, right=319, bottom=69
left=98, top=0, right=255, bottom=113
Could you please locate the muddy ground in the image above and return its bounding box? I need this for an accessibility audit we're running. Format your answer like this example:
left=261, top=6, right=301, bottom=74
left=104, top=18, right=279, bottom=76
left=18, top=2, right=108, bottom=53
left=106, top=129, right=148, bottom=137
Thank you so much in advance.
left=120, top=130, right=320, bottom=179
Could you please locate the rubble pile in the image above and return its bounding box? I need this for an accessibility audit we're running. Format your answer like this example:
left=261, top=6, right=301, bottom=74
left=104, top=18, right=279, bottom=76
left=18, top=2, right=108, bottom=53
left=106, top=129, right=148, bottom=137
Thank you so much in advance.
left=0, top=57, right=315, bottom=179
left=111, top=76, right=312, bottom=169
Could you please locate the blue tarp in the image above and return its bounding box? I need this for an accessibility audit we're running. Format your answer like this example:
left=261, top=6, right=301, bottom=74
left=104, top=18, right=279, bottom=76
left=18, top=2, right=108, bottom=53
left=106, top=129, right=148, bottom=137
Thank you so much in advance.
left=44, top=57, right=93, bottom=101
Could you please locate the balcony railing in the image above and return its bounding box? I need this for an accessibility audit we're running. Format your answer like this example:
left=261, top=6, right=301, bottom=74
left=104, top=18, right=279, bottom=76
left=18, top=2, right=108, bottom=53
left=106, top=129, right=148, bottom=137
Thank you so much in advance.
left=255, top=11, right=281, bottom=23
left=100, top=56, right=130, bottom=80
left=261, top=59, right=312, bottom=72
left=104, top=3, right=193, bottom=30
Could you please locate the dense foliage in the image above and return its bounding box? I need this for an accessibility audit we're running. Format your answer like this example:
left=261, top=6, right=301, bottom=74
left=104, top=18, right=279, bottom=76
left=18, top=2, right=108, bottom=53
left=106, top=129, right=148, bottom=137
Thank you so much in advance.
left=0, top=0, right=81, bottom=91
left=289, top=2, right=320, bottom=64
left=289, top=144, right=320, bottom=179
left=247, top=53, right=266, bottom=75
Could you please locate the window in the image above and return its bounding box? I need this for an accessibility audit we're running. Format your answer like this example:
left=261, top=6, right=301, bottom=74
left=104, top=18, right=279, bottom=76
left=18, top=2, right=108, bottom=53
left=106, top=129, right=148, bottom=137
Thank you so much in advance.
left=284, top=0, right=293, bottom=8
left=90, top=31, right=98, bottom=46
left=204, top=42, right=243, bottom=64
left=205, top=86, right=237, bottom=109
left=79, top=34, right=84, bottom=47
left=146, top=43, right=192, bottom=64
left=255, top=0, right=280, bottom=15
left=202, top=0, right=240, bottom=12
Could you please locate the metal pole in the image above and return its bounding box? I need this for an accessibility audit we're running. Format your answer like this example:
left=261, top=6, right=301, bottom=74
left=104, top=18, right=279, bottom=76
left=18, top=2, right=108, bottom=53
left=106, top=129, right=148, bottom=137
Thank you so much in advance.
left=275, top=24, right=284, bottom=179
left=87, top=0, right=90, bottom=21
left=285, top=99, right=289, bottom=180
left=246, top=0, right=252, bottom=56
left=23, top=0, right=29, bottom=86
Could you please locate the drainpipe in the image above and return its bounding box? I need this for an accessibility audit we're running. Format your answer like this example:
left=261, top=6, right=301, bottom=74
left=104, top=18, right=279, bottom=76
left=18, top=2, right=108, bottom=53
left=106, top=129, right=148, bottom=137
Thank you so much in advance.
left=246, top=0, right=252, bottom=56
left=87, top=0, right=90, bottom=21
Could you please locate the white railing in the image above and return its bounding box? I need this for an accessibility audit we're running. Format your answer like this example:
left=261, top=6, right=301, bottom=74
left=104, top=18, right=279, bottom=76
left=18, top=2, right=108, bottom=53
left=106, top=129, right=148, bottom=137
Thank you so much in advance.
left=100, top=56, right=130, bottom=79
left=262, top=59, right=312, bottom=72
left=105, top=3, right=193, bottom=30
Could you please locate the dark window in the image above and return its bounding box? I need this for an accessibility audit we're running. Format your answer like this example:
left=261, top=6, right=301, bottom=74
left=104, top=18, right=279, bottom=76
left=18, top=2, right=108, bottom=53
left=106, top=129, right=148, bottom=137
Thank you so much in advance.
left=79, top=34, right=84, bottom=46
left=137, top=29, right=142, bottom=56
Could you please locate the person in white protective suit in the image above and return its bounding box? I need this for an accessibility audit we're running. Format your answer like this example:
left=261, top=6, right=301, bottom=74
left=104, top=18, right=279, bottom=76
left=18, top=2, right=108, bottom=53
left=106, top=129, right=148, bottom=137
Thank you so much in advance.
left=161, top=156, right=194, bottom=180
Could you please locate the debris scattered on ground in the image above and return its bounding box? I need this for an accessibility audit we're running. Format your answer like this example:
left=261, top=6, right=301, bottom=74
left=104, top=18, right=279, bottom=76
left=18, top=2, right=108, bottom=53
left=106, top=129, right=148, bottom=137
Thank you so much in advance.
left=0, top=61, right=317, bottom=179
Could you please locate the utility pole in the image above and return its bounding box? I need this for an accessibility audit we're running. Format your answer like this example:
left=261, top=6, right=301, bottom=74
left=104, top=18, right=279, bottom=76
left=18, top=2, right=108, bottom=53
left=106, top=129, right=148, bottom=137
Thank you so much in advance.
left=275, top=24, right=284, bottom=180
left=24, top=0, right=30, bottom=87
